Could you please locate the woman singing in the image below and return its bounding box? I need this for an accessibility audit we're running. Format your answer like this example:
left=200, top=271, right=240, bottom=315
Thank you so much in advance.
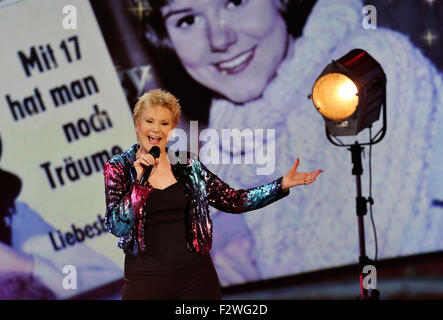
left=103, top=89, right=322, bottom=299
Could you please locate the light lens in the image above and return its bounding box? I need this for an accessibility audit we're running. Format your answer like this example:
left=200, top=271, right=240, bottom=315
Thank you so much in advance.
left=312, top=73, right=359, bottom=121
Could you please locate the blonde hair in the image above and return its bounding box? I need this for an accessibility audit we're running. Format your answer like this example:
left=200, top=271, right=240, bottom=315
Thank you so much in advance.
left=133, top=89, right=181, bottom=127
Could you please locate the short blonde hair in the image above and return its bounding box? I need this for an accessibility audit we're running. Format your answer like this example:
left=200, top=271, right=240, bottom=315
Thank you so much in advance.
left=133, top=89, right=181, bottom=127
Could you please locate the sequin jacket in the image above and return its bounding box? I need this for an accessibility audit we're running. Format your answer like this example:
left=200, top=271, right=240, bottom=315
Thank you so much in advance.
left=103, top=144, right=290, bottom=256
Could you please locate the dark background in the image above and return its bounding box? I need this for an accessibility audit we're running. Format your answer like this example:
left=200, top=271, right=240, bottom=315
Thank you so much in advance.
left=364, top=0, right=442, bottom=72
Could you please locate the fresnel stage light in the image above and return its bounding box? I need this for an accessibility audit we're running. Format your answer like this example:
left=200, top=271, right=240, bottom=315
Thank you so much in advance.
left=310, top=49, right=386, bottom=137
left=309, top=49, right=387, bottom=300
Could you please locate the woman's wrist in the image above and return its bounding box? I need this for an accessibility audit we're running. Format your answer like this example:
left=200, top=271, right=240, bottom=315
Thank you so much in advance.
left=281, top=176, right=289, bottom=191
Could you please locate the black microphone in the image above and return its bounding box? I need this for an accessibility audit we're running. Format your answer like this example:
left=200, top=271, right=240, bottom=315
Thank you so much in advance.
left=139, top=146, right=160, bottom=186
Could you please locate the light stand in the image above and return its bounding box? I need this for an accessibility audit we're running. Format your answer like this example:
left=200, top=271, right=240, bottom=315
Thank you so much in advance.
left=308, top=49, right=386, bottom=299
left=310, top=49, right=387, bottom=299
left=325, top=91, right=386, bottom=300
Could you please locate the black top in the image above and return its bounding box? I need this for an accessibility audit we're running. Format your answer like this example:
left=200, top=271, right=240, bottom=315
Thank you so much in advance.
left=124, top=181, right=209, bottom=274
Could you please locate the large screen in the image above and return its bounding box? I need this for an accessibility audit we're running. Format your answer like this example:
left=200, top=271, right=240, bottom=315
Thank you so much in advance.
left=1, top=0, right=442, bottom=299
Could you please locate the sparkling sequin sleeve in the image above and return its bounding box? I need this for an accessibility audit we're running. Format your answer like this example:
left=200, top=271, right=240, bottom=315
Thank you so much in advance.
left=196, top=158, right=290, bottom=214
left=103, top=161, right=152, bottom=237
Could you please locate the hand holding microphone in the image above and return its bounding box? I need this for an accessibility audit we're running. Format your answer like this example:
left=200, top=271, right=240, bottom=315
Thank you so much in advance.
left=134, top=146, right=161, bottom=185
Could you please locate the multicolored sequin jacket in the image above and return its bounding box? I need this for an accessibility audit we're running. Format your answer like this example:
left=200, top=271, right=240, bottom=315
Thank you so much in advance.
left=103, top=144, right=290, bottom=256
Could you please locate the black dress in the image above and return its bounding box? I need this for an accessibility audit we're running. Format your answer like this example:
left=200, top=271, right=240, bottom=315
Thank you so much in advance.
left=121, top=181, right=221, bottom=300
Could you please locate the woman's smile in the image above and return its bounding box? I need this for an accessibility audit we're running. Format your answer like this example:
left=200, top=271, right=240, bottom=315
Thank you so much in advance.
left=148, top=136, right=162, bottom=144
left=162, top=0, right=288, bottom=103
left=136, top=105, right=174, bottom=153
left=213, top=46, right=256, bottom=75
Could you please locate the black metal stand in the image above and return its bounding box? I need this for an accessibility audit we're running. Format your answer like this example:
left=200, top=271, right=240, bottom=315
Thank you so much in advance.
left=324, top=92, right=386, bottom=299
left=349, top=142, right=379, bottom=300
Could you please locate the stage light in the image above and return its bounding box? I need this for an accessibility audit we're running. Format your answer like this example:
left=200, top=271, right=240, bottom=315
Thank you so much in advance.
left=308, top=49, right=387, bottom=299
left=309, top=49, right=386, bottom=136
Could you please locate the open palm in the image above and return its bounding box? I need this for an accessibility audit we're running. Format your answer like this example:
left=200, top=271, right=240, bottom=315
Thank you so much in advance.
left=282, top=158, right=323, bottom=190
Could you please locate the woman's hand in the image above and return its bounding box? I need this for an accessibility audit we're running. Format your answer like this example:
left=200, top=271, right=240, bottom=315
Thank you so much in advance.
left=282, top=158, right=323, bottom=190
left=134, top=152, right=159, bottom=182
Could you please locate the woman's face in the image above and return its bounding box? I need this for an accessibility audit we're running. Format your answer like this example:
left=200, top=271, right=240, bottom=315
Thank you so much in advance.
left=135, top=104, right=175, bottom=154
left=161, top=0, right=288, bottom=104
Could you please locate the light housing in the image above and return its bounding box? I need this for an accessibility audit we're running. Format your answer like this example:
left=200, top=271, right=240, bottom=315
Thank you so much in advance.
left=310, top=49, right=386, bottom=136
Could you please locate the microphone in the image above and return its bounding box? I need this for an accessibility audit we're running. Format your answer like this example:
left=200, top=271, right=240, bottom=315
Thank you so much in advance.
left=139, top=146, right=160, bottom=186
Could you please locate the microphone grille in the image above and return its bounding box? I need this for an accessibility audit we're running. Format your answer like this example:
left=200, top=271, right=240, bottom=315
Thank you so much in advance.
left=149, top=146, right=161, bottom=159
